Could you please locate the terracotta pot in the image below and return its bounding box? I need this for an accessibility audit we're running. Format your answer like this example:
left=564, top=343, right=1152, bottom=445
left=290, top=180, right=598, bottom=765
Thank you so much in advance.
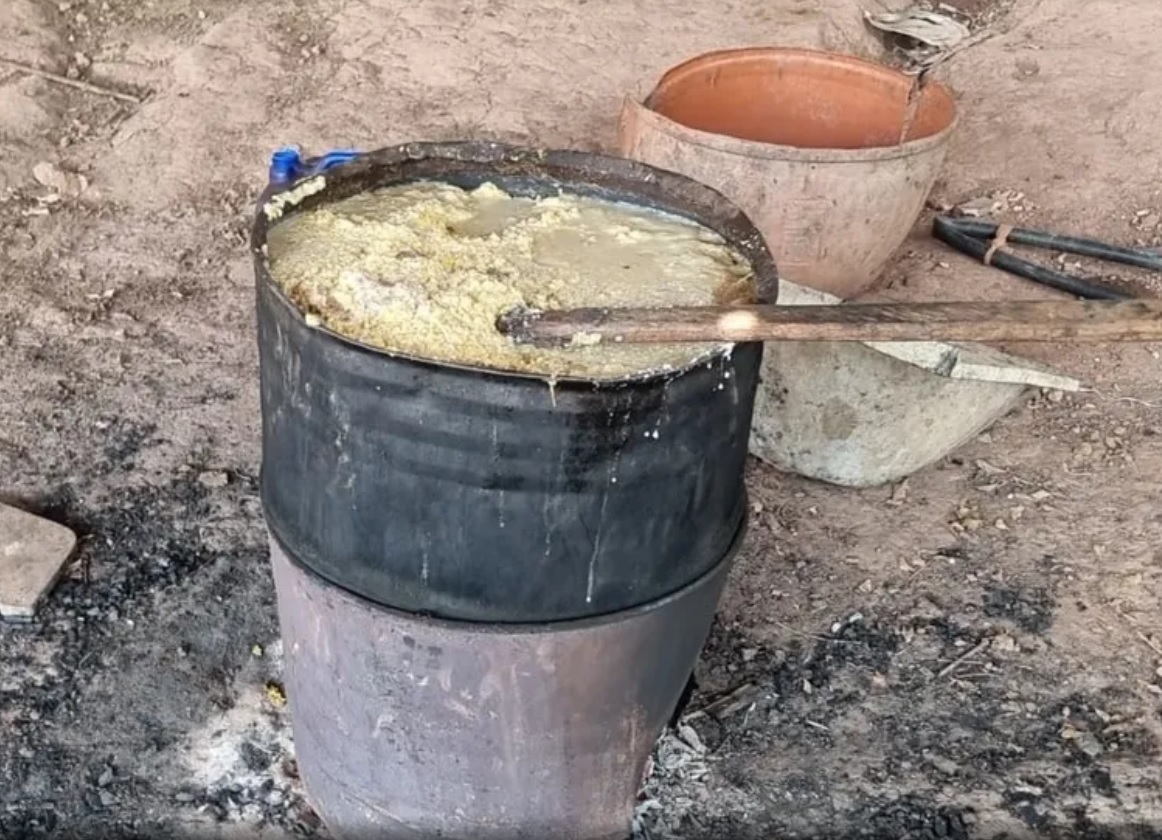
left=618, top=47, right=958, bottom=300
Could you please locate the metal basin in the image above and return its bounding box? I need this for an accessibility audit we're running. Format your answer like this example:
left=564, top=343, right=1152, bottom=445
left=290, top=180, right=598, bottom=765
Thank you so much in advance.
left=254, top=141, right=775, bottom=622
left=749, top=280, right=1082, bottom=487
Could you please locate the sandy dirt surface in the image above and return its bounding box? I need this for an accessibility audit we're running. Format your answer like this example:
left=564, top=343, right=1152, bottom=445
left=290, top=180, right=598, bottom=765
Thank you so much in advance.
left=1, top=0, right=1161, bottom=837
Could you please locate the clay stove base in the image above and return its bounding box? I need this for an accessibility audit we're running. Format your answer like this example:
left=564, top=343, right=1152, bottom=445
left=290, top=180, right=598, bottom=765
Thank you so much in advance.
left=269, top=535, right=736, bottom=840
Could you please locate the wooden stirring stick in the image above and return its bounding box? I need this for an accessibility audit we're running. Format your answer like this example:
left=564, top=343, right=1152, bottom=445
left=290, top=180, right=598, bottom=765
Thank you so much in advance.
left=497, top=299, right=1162, bottom=346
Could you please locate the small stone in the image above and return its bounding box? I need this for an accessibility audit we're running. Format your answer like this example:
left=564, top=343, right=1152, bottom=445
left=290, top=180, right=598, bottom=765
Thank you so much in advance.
left=1075, top=732, right=1104, bottom=759
left=957, top=195, right=1002, bottom=217
left=677, top=724, right=706, bottom=754
left=927, top=752, right=961, bottom=776
left=889, top=480, right=909, bottom=505
left=994, top=519, right=1009, bottom=531
left=97, top=766, right=115, bottom=787
left=0, top=504, right=78, bottom=621
left=975, top=459, right=1005, bottom=476
left=1014, top=57, right=1041, bottom=78
left=31, top=161, right=88, bottom=198
left=992, top=634, right=1018, bottom=653
left=197, top=470, right=229, bottom=489
left=963, top=518, right=984, bottom=532
left=98, top=790, right=116, bottom=808
left=1047, top=390, right=1065, bottom=403
left=32, top=161, right=60, bottom=187
left=741, top=647, right=758, bottom=662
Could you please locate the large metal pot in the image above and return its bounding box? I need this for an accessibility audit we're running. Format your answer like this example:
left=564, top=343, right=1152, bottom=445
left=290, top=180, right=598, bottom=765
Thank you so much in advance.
left=253, top=141, right=776, bottom=622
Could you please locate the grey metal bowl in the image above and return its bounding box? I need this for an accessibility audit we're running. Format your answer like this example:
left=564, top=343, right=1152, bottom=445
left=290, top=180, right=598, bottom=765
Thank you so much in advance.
left=749, top=279, right=1081, bottom=488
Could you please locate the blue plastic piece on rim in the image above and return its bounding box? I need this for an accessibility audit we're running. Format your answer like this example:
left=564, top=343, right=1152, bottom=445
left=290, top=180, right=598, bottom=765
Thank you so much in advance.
left=268, top=146, right=362, bottom=186
left=313, top=150, right=361, bottom=173
left=269, top=146, right=303, bottom=185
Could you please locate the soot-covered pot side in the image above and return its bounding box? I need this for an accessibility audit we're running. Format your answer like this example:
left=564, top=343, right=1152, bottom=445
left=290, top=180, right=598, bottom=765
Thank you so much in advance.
left=252, top=141, right=777, bottom=623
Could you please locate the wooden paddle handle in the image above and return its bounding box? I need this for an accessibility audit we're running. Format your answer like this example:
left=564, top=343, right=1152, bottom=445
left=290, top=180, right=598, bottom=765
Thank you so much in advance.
left=499, top=299, right=1162, bottom=345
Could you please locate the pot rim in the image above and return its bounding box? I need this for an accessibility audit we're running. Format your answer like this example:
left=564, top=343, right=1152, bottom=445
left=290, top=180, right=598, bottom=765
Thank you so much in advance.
left=270, top=505, right=747, bottom=634
left=252, top=140, right=778, bottom=389
left=633, top=46, right=960, bottom=164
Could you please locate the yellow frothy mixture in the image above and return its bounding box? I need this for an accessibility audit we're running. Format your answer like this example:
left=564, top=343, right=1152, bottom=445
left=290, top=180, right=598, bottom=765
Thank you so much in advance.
left=265, top=181, right=754, bottom=380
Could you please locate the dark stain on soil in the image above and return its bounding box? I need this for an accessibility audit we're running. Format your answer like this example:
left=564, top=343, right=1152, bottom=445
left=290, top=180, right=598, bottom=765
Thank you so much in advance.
left=982, top=584, right=1056, bottom=633
left=0, top=477, right=287, bottom=838
left=639, top=597, right=1160, bottom=840
left=937, top=0, right=1013, bottom=22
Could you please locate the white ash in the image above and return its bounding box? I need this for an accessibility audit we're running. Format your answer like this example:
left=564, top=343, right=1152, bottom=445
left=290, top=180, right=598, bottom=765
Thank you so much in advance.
left=632, top=726, right=758, bottom=839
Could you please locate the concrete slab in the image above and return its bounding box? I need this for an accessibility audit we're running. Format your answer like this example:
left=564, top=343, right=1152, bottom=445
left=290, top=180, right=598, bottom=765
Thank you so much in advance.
left=0, top=503, right=77, bottom=622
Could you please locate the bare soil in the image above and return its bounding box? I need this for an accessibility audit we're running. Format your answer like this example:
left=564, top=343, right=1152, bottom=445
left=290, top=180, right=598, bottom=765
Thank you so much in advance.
left=2, top=0, right=1161, bottom=837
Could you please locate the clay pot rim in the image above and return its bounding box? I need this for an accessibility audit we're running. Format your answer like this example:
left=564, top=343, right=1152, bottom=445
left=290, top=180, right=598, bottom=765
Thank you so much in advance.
left=635, top=46, right=959, bottom=163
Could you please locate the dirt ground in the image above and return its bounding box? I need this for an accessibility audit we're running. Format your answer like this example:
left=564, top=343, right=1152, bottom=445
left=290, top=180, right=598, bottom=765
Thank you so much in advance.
left=1, top=0, right=1161, bottom=837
